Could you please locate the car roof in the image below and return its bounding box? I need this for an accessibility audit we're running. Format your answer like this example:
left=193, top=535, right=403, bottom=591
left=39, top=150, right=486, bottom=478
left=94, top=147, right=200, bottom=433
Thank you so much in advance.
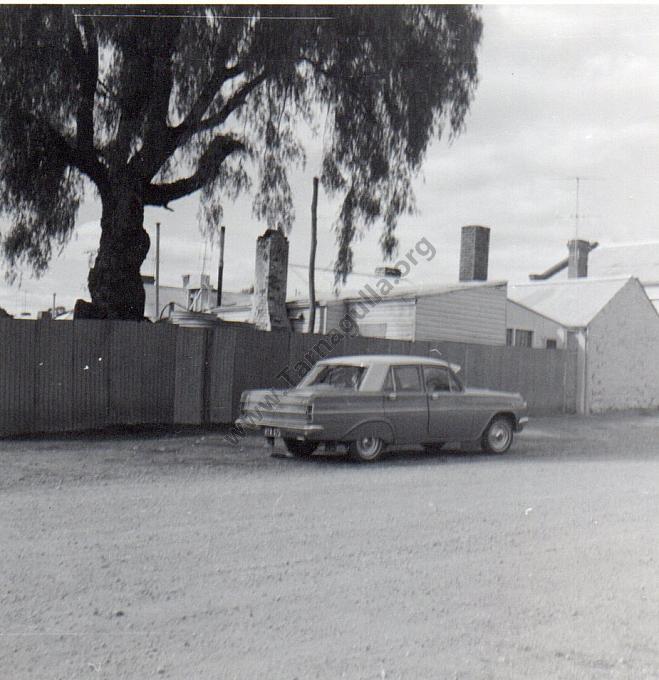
left=318, top=354, right=452, bottom=368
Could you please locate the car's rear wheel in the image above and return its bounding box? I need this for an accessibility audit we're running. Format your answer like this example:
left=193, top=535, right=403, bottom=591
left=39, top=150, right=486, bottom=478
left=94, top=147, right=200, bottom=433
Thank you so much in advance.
left=423, top=442, right=445, bottom=454
left=349, top=436, right=385, bottom=463
left=283, top=439, right=319, bottom=457
left=481, top=416, right=513, bottom=454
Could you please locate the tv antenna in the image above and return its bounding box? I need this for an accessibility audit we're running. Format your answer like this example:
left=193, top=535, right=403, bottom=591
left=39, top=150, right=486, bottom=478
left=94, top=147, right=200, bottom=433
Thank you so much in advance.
left=549, top=175, right=604, bottom=240
left=572, top=175, right=609, bottom=239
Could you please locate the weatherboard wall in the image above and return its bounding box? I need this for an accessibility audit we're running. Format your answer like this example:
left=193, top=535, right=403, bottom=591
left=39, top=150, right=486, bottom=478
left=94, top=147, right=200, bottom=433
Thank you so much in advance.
left=414, top=285, right=507, bottom=345
left=346, top=297, right=416, bottom=341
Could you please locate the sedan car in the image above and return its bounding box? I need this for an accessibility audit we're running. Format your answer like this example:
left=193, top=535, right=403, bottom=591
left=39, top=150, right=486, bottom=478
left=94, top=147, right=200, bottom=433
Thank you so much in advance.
left=235, top=355, right=528, bottom=462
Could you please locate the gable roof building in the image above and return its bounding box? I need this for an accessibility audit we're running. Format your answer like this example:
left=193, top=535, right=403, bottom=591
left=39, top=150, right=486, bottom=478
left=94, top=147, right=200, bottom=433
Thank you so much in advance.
left=506, top=276, right=659, bottom=413
left=217, top=278, right=509, bottom=345
left=508, top=277, right=631, bottom=330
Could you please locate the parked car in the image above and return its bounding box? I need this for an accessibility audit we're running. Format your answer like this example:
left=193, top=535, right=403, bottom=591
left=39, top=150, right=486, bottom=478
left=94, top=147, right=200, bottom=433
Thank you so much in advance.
left=236, top=355, right=528, bottom=462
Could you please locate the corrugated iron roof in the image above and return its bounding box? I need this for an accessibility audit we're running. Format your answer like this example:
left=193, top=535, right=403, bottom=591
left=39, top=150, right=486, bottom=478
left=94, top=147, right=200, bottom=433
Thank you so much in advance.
left=287, top=279, right=506, bottom=306
left=588, top=241, right=659, bottom=283
left=508, top=277, right=631, bottom=328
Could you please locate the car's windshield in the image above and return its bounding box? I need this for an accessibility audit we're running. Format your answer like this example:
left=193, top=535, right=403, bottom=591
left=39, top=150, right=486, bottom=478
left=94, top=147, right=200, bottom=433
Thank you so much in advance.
left=449, top=369, right=464, bottom=392
left=298, top=364, right=365, bottom=390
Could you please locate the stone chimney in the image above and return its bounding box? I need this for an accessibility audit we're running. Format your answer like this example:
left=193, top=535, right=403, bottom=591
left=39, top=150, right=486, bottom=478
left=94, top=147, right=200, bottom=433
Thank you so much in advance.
left=251, top=229, right=290, bottom=331
left=459, top=225, right=490, bottom=282
left=567, top=239, right=590, bottom=278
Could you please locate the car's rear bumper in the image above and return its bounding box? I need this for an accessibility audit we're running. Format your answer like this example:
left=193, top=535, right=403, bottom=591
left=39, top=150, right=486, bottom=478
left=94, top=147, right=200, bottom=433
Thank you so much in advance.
left=235, top=416, right=324, bottom=436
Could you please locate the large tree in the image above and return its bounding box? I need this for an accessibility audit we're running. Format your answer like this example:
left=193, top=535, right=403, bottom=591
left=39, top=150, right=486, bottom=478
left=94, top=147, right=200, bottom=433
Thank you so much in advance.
left=0, top=5, right=482, bottom=320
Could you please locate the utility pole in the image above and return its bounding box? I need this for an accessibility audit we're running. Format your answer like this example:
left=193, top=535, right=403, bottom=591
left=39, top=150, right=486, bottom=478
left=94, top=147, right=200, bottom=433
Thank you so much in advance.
left=52, top=292, right=56, bottom=317
left=217, top=225, right=226, bottom=307
left=308, top=177, right=319, bottom=333
left=574, top=176, right=581, bottom=240
left=155, top=222, right=160, bottom=320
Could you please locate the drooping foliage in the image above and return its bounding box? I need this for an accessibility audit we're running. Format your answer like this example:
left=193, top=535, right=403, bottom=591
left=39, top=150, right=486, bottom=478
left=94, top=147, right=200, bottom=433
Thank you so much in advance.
left=0, top=5, right=482, bottom=300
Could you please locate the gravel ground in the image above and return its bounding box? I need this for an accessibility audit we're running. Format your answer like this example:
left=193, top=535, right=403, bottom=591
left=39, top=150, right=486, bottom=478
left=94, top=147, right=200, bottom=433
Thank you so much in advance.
left=1, top=411, right=659, bottom=679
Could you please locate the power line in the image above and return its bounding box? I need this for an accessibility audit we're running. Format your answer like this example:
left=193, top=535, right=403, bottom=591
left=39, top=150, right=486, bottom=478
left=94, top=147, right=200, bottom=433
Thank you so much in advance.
left=288, top=262, right=384, bottom=278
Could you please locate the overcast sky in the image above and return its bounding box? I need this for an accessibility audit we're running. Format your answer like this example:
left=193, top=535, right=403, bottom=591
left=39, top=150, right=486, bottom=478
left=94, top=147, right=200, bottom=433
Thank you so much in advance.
left=2, top=4, right=659, bottom=315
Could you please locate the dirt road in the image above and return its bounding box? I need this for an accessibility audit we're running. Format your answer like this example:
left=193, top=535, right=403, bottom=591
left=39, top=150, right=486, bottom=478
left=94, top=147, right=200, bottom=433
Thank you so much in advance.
left=2, top=412, right=659, bottom=679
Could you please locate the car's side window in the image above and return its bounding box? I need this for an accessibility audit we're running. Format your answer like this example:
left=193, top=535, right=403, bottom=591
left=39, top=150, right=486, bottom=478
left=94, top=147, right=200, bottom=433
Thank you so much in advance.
left=393, top=365, right=422, bottom=392
left=383, top=369, right=394, bottom=393
left=424, top=366, right=450, bottom=393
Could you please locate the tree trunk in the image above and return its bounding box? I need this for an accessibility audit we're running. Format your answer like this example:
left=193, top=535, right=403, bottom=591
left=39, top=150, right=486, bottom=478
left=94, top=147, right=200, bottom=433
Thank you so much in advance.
left=76, top=179, right=150, bottom=320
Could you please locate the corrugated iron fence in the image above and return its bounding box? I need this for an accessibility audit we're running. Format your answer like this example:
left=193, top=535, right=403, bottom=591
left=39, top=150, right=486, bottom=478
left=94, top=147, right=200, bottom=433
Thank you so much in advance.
left=0, top=318, right=577, bottom=436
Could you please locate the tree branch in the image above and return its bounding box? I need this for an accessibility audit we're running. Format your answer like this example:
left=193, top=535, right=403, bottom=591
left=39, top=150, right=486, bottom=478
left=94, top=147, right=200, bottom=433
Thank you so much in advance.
left=143, top=135, right=244, bottom=207
left=175, top=64, right=244, bottom=138
left=141, top=65, right=261, bottom=183
left=66, top=12, right=98, bottom=153
left=17, top=109, right=111, bottom=201
left=137, top=65, right=239, bottom=181
left=133, top=22, right=182, bottom=179
left=194, top=69, right=268, bottom=135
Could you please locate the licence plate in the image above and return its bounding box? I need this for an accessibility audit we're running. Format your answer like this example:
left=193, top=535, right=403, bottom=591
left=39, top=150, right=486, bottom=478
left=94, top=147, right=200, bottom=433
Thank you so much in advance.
left=264, top=427, right=281, bottom=438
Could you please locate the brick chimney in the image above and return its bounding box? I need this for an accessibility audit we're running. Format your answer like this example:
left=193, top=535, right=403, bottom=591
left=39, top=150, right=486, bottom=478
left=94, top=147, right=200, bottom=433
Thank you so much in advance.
left=459, top=225, right=490, bottom=282
left=251, top=229, right=290, bottom=330
left=567, top=239, right=590, bottom=278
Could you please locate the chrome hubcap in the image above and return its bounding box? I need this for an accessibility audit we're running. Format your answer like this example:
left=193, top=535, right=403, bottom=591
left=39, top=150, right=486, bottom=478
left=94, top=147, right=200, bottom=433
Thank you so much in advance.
left=489, top=422, right=511, bottom=451
left=358, top=437, right=381, bottom=458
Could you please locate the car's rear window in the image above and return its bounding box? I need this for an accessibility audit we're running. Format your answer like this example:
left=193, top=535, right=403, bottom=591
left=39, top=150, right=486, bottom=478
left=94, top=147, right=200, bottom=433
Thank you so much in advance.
left=302, top=365, right=365, bottom=390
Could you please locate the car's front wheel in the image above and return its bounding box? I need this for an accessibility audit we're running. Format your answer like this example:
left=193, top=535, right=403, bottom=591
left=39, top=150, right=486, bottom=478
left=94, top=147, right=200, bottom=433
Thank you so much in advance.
left=349, top=436, right=385, bottom=463
left=481, top=416, right=514, bottom=454
left=283, top=439, right=319, bottom=457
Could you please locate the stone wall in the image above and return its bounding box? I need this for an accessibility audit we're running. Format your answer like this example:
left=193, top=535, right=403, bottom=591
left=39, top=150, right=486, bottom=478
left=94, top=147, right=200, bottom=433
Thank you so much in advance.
left=587, top=278, right=659, bottom=411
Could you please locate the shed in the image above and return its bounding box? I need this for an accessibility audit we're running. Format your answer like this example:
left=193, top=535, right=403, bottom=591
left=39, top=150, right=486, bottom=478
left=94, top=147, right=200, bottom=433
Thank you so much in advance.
left=286, top=280, right=508, bottom=345
left=214, top=277, right=508, bottom=346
